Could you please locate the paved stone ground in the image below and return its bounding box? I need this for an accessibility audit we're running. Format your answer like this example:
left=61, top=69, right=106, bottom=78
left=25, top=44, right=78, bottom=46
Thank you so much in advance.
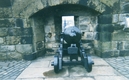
left=0, top=55, right=129, bottom=80
left=16, top=55, right=128, bottom=80
left=104, top=56, right=129, bottom=79
left=0, top=60, right=31, bottom=80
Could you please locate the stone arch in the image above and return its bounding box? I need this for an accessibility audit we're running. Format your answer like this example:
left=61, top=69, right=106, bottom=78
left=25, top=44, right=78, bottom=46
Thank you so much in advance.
left=19, top=0, right=109, bottom=18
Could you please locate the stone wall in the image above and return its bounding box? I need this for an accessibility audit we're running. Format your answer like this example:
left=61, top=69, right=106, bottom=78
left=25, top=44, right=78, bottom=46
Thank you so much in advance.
left=94, top=0, right=129, bottom=57
left=0, top=0, right=129, bottom=60
left=0, top=18, right=33, bottom=60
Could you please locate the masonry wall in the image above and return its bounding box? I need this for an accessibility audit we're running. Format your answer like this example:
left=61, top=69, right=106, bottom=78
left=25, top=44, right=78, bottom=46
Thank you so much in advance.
left=0, top=0, right=129, bottom=60
left=94, top=0, right=129, bottom=57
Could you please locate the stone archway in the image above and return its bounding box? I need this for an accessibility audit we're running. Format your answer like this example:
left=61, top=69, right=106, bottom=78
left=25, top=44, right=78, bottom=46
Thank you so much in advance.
left=17, top=0, right=108, bottom=18
left=29, top=3, right=100, bottom=56
left=11, top=0, right=113, bottom=59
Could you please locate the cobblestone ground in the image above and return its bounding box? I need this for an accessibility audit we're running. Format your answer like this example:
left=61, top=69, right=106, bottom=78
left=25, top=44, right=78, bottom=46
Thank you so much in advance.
left=104, top=56, right=129, bottom=79
left=0, top=60, right=31, bottom=80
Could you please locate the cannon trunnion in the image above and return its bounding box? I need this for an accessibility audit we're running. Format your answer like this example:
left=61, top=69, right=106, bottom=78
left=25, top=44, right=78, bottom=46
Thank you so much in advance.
left=51, top=26, right=94, bottom=73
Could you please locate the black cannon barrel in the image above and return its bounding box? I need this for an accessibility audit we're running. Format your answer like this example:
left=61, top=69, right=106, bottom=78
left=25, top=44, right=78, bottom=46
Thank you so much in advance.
left=63, top=26, right=81, bottom=44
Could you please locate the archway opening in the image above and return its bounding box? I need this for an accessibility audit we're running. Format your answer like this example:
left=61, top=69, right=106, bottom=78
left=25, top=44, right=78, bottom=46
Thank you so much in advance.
left=30, top=4, right=99, bottom=56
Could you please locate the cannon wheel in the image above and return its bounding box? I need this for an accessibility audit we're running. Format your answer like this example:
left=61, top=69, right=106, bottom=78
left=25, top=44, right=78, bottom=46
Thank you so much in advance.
left=84, top=56, right=92, bottom=72
left=54, top=55, right=59, bottom=73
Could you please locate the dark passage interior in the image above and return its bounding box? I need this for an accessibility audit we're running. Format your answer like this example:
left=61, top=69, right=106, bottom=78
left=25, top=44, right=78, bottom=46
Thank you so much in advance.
left=30, top=4, right=99, bottom=56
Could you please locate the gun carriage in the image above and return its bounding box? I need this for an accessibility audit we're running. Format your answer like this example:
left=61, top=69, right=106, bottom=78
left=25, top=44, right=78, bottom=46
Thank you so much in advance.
left=51, top=26, right=94, bottom=73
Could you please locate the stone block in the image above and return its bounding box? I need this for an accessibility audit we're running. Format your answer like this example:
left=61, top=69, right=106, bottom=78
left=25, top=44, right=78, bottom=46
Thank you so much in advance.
left=113, top=24, right=124, bottom=30
left=102, top=5, right=113, bottom=14
left=16, top=18, right=24, bottom=28
left=0, top=0, right=12, bottom=7
left=0, top=45, right=15, bottom=52
left=98, top=15, right=112, bottom=24
left=101, top=41, right=117, bottom=51
left=94, top=40, right=101, bottom=49
left=79, top=16, right=91, bottom=25
left=120, top=50, right=129, bottom=56
left=101, top=50, right=119, bottom=58
left=84, top=32, right=95, bottom=40
left=79, top=25, right=89, bottom=31
left=121, top=3, right=129, bottom=13
left=112, top=14, right=119, bottom=23
left=12, top=0, right=36, bottom=17
left=94, top=49, right=102, bottom=57
left=112, top=1, right=120, bottom=13
left=23, top=28, right=32, bottom=35
left=0, top=8, right=12, bottom=18
left=16, top=44, right=33, bottom=55
left=36, top=41, right=44, bottom=50
left=117, top=41, right=124, bottom=50
left=0, top=52, right=7, bottom=60
left=124, top=41, right=129, bottom=49
left=0, top=28, right=8, bottom=37
left=97, top=24, right=114, bottom=32
left=20, top=36, right=33, bottom=44
left=87, top=0, right=107, bottom=13
left=119, top=14, right=126, bottom=22
left=6, top=36, right=21, bottom=45
left=7, top=52, right=22, bottom=60
left=112, top=31, right=129, bottom=41
left=98, top=32, right=111, bottom=42
left=0, top=37, right=4, bottom=44
left=18, top=0, right=44, bottom=17
left=8, top=27, right=22, bottom=36
left=0, top=19, right=10, bottom=27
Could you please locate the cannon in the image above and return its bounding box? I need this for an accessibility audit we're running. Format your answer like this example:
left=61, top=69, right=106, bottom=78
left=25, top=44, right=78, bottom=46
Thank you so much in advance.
left=51, top=26, right=94, bottom=73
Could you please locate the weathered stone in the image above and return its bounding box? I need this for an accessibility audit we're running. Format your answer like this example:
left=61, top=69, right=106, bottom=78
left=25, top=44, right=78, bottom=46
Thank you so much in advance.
left=98, top=32, right=111, bottom=42
left=101, top=41, right=117, bottom=51
left=100, top=0, right=119, bottom=8
left=121, top=2, right=129, bottom=13
left=0, top=19, right=10, bottom=27
left=101, top=50, right=119, bottom=58
left=87, top=0, right=106, bottom=13
left=16, top=18, right=24, bottom=28
left=6, top=36, right=21, bottom=45
left=23, top=28, right=32, bottom=35
left=112, top=14, right=119, bottom=23
left=120, top=50, right=129, bottom=56
left=112, top=31, right=129, bottom=41
left=98, top=14, right=112, bottom=24
left=16, top=44, right=33, bottom=55
left=119, top=14, right=126, bottom=22
left=97, top=24, right=114, bottom=32
left=12, top=0, right=36, bottom=17
left=79, top=16, right=91, bottom=25
left=0, top=37, right=4, bottom=44
left=0, top=45, right=15, bottom=52
left=112, top=0, right=120, bottom=13
left=8, top=27, right=22, bottom=36
left=113, top=24, right=124, bottom=30
left=7, top=52, right=22, bottom=60
left=84, top=32, right=95, bottom=40
left=0, top=52, right=7, bottom=60
left=0, top=8, right=12, bottom=18
left=21, top=36, right=33, bottom=44
left=117, top=41, right=124, bottom=50
left=0, top=28, right=8, bottom=37
left=0, top=0, right=12, bottom=7
left=36, top=41, right=44, bottom=50
left=19, top=0, right=44, bottom=18
left=124, top=41, right=129, bottom=49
